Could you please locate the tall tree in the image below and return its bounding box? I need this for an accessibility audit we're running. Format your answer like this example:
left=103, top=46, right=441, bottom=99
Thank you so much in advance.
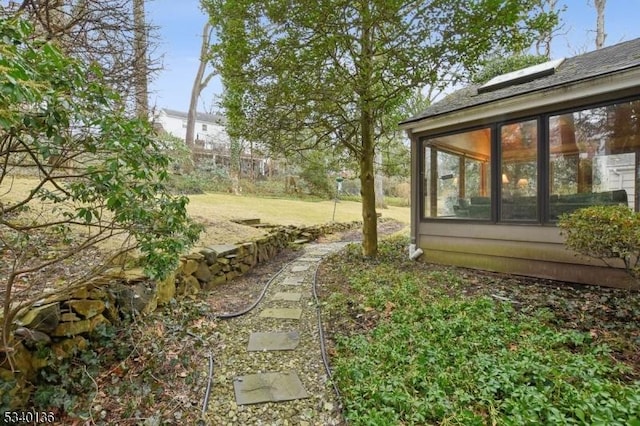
left=594, top=0, right=606, bottom=49
left=186, top=22, right=215, bottom=148
left=209, top=0, right=250, bottom=194
left=205, top=0, right=557, bottom=256
left=3, top=0, right=159, bottom=115
left=133, top=0, right=149, bottom=118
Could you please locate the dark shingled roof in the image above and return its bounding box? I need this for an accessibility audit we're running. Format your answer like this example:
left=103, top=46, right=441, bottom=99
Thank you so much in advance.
left=160, top=108, right=227, bottom=125
left=401, top=37, right=640, bottom=125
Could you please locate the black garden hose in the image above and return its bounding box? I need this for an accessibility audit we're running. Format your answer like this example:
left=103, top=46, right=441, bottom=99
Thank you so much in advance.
left=207, top=246, right=348, bottom=423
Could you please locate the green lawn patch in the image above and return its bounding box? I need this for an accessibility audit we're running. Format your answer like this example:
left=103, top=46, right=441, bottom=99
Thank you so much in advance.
left=321, top=238, right=640, bottom=425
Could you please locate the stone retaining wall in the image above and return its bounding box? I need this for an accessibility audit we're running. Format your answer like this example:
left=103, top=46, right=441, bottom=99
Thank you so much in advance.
left=0, top=220, right=362, bottom=407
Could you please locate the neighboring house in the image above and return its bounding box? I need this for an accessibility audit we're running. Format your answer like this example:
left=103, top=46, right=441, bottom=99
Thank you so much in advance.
left=155, top=108, right=230, bottom=150
left=400, top=38, right=640, bottom=288
left=154, top=108, right=278, bottom=177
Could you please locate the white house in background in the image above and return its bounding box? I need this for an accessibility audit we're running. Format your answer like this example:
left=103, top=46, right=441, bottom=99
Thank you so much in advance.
left=154, top=108, right=280, bottom=177
left=154, top=108, right=230, bottom=150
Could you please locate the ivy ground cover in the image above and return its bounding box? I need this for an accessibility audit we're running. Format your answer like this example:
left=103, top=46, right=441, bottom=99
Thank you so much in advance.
left=318, top=237, right=640, bottom=425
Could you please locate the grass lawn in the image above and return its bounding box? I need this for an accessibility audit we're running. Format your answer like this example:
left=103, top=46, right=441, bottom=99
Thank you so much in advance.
left=319, top=236, right=640, bottom=426
left=1, top=176, right=409, bottom=245
left=187, top=192, right=409, bottom=225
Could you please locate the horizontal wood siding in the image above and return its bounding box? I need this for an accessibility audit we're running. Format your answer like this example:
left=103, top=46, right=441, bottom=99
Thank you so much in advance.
left=417, top=222, right=635, bottom=288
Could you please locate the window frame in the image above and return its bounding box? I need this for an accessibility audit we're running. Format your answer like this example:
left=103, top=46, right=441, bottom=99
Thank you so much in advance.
left=497, top=117, right=543, bottom=223
left=418, top=96, right=640, bottom=225
left=545, top=97, right=640, bottom=221
left=419, top=125, right=495, bottom=222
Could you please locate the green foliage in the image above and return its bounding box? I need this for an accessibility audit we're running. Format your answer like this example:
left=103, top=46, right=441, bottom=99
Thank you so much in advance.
left=204, top=0, right=559, bottom=255
left=0, top=18, right=202, bottom=281
left=327, top=238, right=640, bottom=425
left=167, top=165, right=232, bottom=195
left=298, top=151, right=334, bottom=198
left=32, top=344, right=100, bottom=418
left=158, top=133, right=194, bottom=174
left=472, top=54, right=550, bottom=84
left=558, top=205, right=640, bottom=280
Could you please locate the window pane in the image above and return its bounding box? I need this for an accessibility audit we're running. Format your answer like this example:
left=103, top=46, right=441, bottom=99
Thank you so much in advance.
left=549, top=100, right=640, bottom=219
left=423, top=128, right=491, bottom=219
left=501, top=120, right=538, bottom=221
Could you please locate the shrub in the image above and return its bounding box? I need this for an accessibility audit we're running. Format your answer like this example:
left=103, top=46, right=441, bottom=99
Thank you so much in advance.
left=558, top=205, right=640, bottom=280
left=1, top=18, right=201, bottom=372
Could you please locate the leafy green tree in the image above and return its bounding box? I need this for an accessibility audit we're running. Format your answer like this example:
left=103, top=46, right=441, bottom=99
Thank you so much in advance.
left=205, top=0, right=557, bottom=256
left=0, top=19, right=201, bottom=365
left=298, top=150, right=334, bottom=198
left=208, top=0, right=251, bottom=194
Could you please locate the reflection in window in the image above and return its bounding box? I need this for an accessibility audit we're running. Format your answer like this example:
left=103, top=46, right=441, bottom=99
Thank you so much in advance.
left=549, top=100, right=639, bottom=219
left=501, top=120, right=538, bottom=221
left=423, top=128, right=491, bottom=219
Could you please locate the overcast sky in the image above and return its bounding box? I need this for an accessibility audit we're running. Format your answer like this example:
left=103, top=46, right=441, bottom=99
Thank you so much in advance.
left=147, top=0, right=640, bottom=113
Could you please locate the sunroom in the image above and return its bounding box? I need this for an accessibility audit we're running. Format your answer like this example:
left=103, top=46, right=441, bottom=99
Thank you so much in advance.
left=400, top=38, right=640, bottom=288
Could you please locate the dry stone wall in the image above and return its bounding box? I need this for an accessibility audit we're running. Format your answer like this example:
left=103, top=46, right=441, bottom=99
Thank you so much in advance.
left=1, top=221, right=362, bottom=408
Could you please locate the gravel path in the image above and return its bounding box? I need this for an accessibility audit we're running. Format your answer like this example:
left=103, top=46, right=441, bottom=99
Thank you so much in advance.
left=205, top=242, right=348, bottom=425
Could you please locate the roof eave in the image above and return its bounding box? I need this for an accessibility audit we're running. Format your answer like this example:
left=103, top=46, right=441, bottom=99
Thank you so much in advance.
left=400, top=66, right=640, bottom=134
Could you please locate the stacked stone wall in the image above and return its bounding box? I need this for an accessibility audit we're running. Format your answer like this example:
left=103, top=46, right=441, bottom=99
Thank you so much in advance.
left=1, top=221, right=362, bottom=407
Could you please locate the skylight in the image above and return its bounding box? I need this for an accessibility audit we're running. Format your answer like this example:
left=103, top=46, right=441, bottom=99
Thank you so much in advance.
left=478, top=58, right=565, bottom=93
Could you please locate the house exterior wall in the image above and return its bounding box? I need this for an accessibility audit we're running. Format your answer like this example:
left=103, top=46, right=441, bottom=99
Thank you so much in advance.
left=407, top=75, right=640, bottom=289
left=415, top=221, right=635, bottom=288
left=156, top=110, right=231, bottom=149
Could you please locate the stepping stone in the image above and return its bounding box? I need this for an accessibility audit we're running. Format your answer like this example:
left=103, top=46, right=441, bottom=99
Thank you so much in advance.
left=247, top=331, right=300, bottom=351
left=233, top=371, right=309, bottom=405
left=296, top=257, right=322, bottom=262
left=282, top=276, right=304, bottom=286
left=272, top=292, right=302, bottom=302
left=259, top=308, right=302, bottom=320
left=291, top=264, right=311, bottom=272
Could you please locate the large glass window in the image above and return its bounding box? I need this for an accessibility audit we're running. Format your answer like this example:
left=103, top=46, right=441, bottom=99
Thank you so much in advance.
left=500, top=119, right=538, bottom=221
left=420, top=99, right=640, bottom=223
left=423, top=128, right=491, bottom=219
left=549, top=100, right=640, bottom=219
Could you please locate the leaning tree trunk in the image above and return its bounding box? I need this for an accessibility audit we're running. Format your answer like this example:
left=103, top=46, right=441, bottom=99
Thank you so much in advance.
left=185, top=22, right=214, bottom=173
left=360, top=109, right=378, bottom=256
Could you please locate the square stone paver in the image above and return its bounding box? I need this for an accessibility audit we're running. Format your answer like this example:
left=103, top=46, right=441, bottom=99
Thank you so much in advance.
left=272, top=292, right=302, bottom=302
left=259, top=308, right=302, bottom=320
left=291, top=264, right=311, bottom=272
left=282, top=276, right=304, bottom=286
left=233, top=371, right=309, bottom=405
left=247, top=331, right=300, bottom=351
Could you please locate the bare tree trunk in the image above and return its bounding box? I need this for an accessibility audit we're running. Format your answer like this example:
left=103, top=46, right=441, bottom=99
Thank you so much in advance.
left=360, top=110, right=378, bottom=256
left=229, top=139, right=242, bottom=194
left=595, top=0, right=606, bottom=49
left=186, top=22, right=215, bottom=173
left=133, top=0, right=149, bottom=118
